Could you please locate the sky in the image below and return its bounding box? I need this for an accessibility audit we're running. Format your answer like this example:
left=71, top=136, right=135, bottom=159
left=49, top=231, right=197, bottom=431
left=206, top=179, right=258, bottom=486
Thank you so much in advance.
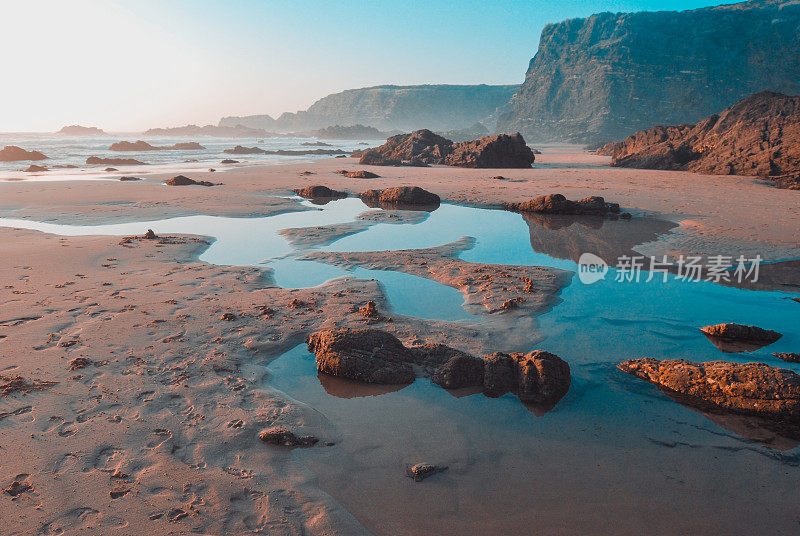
left=0, top=0, right=727, bottom=132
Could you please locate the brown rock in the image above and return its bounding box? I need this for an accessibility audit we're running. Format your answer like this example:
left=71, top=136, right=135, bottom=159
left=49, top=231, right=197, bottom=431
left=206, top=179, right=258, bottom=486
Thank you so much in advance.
left=0, top=146, right=47, bottom=161
left=220, top=312, right=237, bottom=321
left=109, top=140, right=159, bottom=151
left=224, top=145, right=267, bottom=155
left=307, top=328, right=415, bottom=384
left=358, top=300, right=382, bottom=319
left=504, top=194, right=619, bottom=215
left=430, top=352, right=485, bottom=389
left=68, top=357, right=94, bottom=371
left=444, top=133, right=535, bottom=168
left=483, top=350, right=571, bottom=405
left=23, top=165, right=48, bottom=172
left=165, top=175, right=214, bottom=187
left=292, top=185, right=347, bottom=199
left=700, top=323, right=782, bottom=344
left=118, top=176, right=141, bottom=181
left=86, top=156, right=145, bottom=166
left=773, top=353, right=800, bottom=363
left=618, top=358, right=800, bottom=421
left=359, top=129, right=452, bottom=166
left=405, top=463, right=447, bottom=482
left=258, top=426, right=318, bottom=447
left=359, top=186, right=440, bottom=208
left=344, top=170, right=380, bottom=178
left=143, top=229, right=157, bottom=239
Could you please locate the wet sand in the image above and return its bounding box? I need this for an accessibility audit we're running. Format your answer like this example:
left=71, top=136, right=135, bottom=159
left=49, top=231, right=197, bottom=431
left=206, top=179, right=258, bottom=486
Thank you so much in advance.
left=1, top=148, right=799, bottom=534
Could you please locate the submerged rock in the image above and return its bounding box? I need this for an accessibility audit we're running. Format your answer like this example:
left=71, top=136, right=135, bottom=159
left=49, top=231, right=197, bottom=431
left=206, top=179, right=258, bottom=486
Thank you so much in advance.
left=292, top=185, right=347, bottom=199
left=165, top=175, right=215, bottom=187
left=618, top=358, right=800, bottom=421
left=359, top=186, right=440, bottom=208
left=504, top=194, right=620, bottom=215
left=0, top=145, right=47, bottom=161
left=406, top=463, right=447, bottom=482
left=258, top=426, right=318, bottom=447
left=483, top=350, right=571, bottom=405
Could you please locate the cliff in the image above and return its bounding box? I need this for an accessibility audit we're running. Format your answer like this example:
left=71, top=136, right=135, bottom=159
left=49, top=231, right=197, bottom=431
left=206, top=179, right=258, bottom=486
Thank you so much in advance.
left=497, top=0, right=800, bottom=145
left=597, top=91, right=800, bottom=188
left=219, top=84, right=519, bottom=133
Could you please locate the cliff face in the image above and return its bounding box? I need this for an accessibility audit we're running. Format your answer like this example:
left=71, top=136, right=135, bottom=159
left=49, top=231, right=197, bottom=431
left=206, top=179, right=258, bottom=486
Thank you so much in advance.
left=597, top=91, right=800, bottom=187
left=220, top=84, right=518, bottom=133
left=497, top=0, right=800, bottom=145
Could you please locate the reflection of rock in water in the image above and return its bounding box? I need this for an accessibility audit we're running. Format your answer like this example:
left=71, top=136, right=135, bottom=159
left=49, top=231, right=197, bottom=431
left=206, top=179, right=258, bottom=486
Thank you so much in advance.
left=317, top=373, right=408, bottom=398
left=521, top=213, right=677, bottom=264
left=664, top=390, right=800, bottom=450
left=701, top=332, right=776, bottom=353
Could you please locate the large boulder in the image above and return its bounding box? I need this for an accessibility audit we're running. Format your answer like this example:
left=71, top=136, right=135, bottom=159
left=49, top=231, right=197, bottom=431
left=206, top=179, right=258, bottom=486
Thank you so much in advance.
left=0, top=146, right=47, bottom=161
left=292, top=185, right=347, bottom=199
left=700, top=323, right=782, bottom=344
left=359, top=129, right=453, bottom=166
left=109, top=140, right=158, bottom=151
left=483, top=350, right=571, bottom=405
left=359, top=186, right=440, bottom=208
left=444, top=133, right=535, bottom=168
left=618, top=358, right=800, bottom=422
left=224, top=145, right=267, bottom=154
left=165, top=175, right=214, bottom=187
left=504, top=194, right=620, bottom=215
left=307, top=328, right=415, bottom=384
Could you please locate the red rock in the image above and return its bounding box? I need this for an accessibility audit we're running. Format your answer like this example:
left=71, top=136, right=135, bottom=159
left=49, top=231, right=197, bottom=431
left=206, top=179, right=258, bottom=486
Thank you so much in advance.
left=618, top=358, right=800, bottom=421
left=700, top=323, right=782, bottom=344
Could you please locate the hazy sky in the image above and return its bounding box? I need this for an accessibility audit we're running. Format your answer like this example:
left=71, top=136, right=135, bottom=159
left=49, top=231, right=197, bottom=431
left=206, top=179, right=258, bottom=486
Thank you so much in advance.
left=1, top=0, right=725, bottom=132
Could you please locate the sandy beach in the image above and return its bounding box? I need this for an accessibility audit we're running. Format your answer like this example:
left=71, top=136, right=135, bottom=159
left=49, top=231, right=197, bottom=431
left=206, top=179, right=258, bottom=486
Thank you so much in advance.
left=1, top=150, right=799, bottom=535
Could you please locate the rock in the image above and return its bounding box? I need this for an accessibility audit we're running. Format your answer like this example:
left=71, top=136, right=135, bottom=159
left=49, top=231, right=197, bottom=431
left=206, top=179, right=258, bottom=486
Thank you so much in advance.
left=171, top=142, right=205, bottom=150
left=405, top=463, right=447, bottom=482
left=104, top=167, right=118, bottom=172
left=0, top=375, right=57, bottom=397
left=358, top=300, right=382, bottom=319
left=437, top=122, right=490, bottom=142
left=118, top=176, right=141, bottom=181
left=68, top=357, right=94, bottom=371
left=500, top=298, right=523, bottom=311
left=23, top=165, right=48, bottom=172
left=359, top=186, right=440, bottom=208
left=314, top=124, right=390, bottom=139
left=618, top=358, right=800, bottom=422
left=344, top=170, right=380, bottom=178
left=224, top=145, right=267, bottom=154
left=359, top=129, right=453, bottom=166
left=220, top=159, right=239, bottom=164
left=165, top=175, right=214, bottom=187
left=497, top=2, right=800, bottom=145
left=430, top=352, right=485, bottom=389
left=143, top=229, right=157, bottom=240
left=220, top=312, right=237, bottom=321
left=0, top=146, right=47, bottom=161
left=57, top=125, right=105, bottom=136
left=483, top=350, right=571, bottom=405
left=258, top=426, right=318, bottom=447
left=504, top=194, right=619, bottom=215
left=774, top=353, right=800, bottom=363
left=700, top=323, right=782, bottom=344
left=444, top=133, right=535, bottom=168
left=109, top=140, right=159, bottom=151
left=598, top=92, right=800, bottom=186
left=302, top=141, right=333, bottom=146
left=292, top=185, right=347, bottom=199
left=86, top=156, right=145, bottom=166
left=307, top=328, right=415, bottom=384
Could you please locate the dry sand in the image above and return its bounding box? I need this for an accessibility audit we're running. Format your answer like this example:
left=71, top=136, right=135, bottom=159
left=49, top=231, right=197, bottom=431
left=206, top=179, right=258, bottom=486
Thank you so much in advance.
left=0, top=148, right=798, bottom=534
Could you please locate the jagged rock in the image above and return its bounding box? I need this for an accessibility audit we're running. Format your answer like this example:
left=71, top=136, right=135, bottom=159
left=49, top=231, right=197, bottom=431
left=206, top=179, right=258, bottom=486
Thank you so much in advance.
left=405, top=463, right=447, bottom=482
left=143, top=229, right=157, bottom=240
left=224, top=145, right=267, bottom=155
left=307, top=328, right=415, bottom=384
left=483, top=351, right=571, bottom=405
left=430, top=351, right=485, bottom=389
left=618, top=358, right=800, bottom=421
left=258, top=426, right=318, bottom=447
left=68, top=357, right=94, bottom=371
left=498, top=2, right=800, bottom=144
left=292, top=185, right=347, bottom=199
left=774, top=353, right=800, bottom=363
left=358, top=300, right=382, bottom=320
left=165, top=175, right=214, bottom=187
left=86, top=156, right=145, bottom=166
left=0, top=146, right=47, bottom=161
left=23, top=165, right=48, bottom=172
left=700, top=323, right=782, bottom=344
left=359, top=129, right=452, bottom=166
left=220, top=312, right=237, bottom=321
left=444, top=133, right=535, bottom=168
left=598, top=92, right=800, bottom=186
left=57, top=125, right=105, bottom=136
left=504, top=194, right=619, bottom=215
left=359, top=186, right=440, bottom=208
left=220, top=159, right=239, bottom=164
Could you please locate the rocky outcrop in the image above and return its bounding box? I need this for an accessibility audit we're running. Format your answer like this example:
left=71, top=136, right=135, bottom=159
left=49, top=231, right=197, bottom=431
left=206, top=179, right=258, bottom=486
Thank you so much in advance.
left=23, top=165, right=48, bottom=172
left=165, top=175, right=215, bottom=187
left=86, top=156, right=145, bottom=166
left=224, top=145, right=266, bottom=155
left=700, top=323, right=782, bottom=344
left=307, top=328, right=570, bottom=407
left=597, top=92, right=800, bottom=187
left=444, top=133, right=535, bottom=168
left=220, top=84, right=519, bottom=132
left=109, top=140, right=206, bottom=151
left=258, top=426, right=318, bottom=447
left=483, top=351, right=571, bottom=405
left=774, top=353, right=800, bottom=363
left=57, top=125, right=105, bottom=136
left=315, top=124, right=389, bottom=139
left=359, top=129, right=535, bottom=168
left=292, top=185, right=347, bottom=199
left=143, top=124, right=275, bottom=138
left=618, top=358, right=800, bottom=422
left=0, top=146, right=47, bottom=161
left=498, top=1, right=800, bottom=144
left=359, top=186, right=440, bottom=208
left=504, top=194, right=620, bottom=215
